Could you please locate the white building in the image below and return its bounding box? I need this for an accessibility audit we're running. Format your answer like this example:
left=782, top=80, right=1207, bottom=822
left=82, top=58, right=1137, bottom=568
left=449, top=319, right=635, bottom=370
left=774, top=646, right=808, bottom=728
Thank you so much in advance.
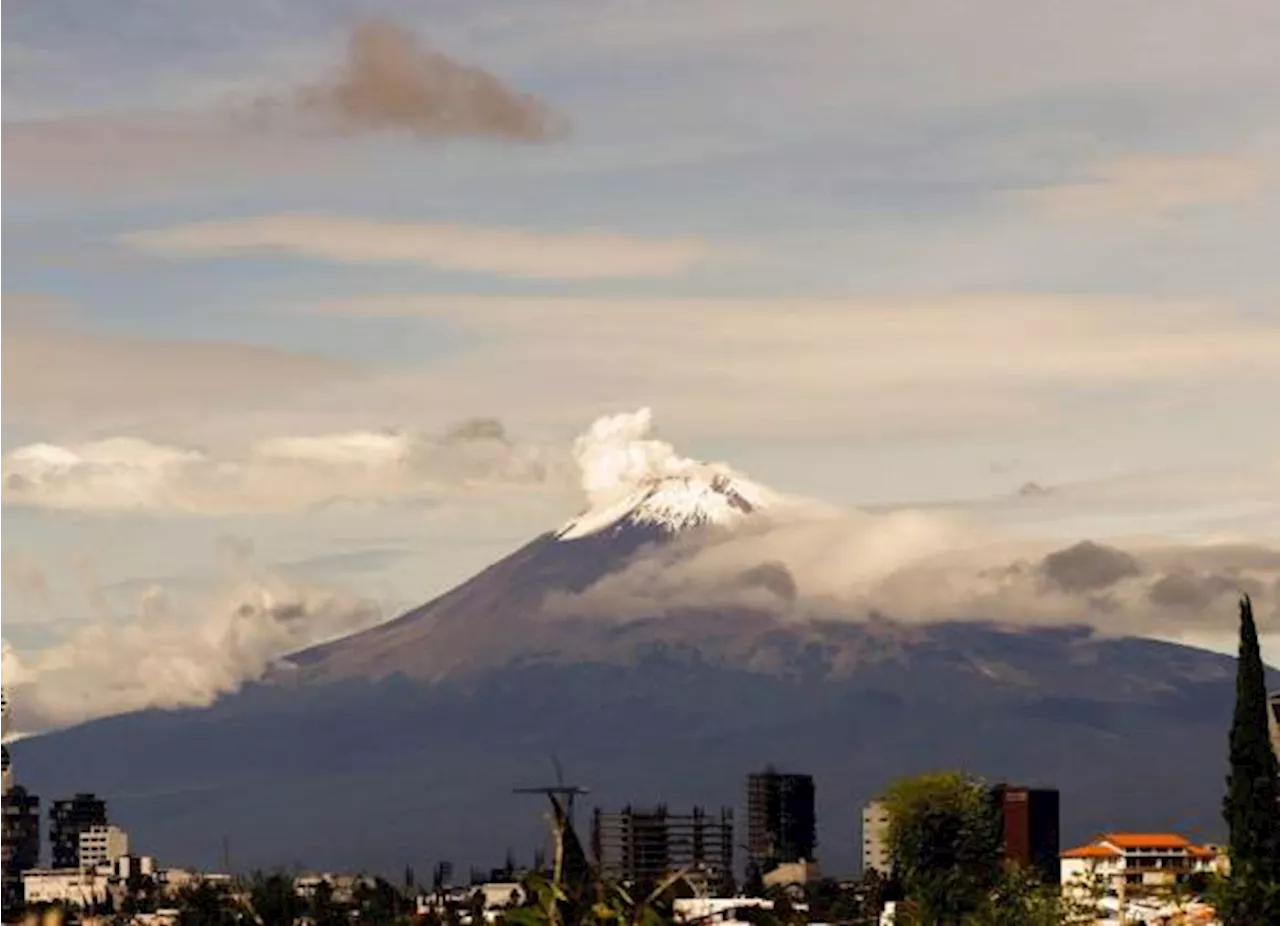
left=416, top=882, right=525, bottom=924
left=23, top=856, right=158, bottom=909
left=674, top=897, right=806, bottom=926
left=861, top=800, right=892, bottom=877
left=1060, top=833, right=1218, bottom=895
left=78, top=825, right=129, bottom=871
left=23, top=868, right=110, bottom=908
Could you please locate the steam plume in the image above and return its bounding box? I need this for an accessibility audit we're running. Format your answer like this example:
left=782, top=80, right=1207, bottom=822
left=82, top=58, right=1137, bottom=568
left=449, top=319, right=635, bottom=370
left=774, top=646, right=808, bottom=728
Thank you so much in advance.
left=572, top=408, right=722, bottom=507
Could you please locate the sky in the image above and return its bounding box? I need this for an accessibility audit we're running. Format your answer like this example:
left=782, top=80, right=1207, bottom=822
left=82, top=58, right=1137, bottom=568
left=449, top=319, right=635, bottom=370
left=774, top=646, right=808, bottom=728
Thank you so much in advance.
left=3, top=0, right=1279, bottom=725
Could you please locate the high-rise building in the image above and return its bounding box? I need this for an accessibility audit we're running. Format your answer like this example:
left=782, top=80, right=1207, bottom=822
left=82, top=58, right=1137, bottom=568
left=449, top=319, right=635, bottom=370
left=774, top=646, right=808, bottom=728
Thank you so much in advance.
left=49, top=794, right=108, bottom=870
left=746, top=768, right=816, bottom=872
left=991, top=785, right=1060, bottom=884
left=592, top=805, right=733, bottom=888
left=861, top=799, right=892, bottom=876
left=78, top=825, right=130, bottom=871
left=3, top=785, right=41, bottom=909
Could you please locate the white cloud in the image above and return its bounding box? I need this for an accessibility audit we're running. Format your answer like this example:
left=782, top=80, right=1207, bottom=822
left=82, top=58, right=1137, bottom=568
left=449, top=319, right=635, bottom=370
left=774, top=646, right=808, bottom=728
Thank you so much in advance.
left=2, top=422, right=560, bottom=515
left=1, top=575, right=380, bottom=733
left=549, top=507, right=1280, bottom=640
left=120, top=215, right=709, bottom=280
left=1027, top=153, right=1273, bottom=224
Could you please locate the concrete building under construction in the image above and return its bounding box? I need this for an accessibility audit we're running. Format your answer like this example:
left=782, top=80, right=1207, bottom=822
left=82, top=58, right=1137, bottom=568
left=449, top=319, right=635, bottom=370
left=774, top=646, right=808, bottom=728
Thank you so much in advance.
left=591, top=805, right=733, bottom=888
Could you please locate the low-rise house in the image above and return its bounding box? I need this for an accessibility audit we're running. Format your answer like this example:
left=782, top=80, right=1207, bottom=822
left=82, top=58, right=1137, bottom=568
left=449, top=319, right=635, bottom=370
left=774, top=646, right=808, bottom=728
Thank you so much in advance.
left=416, top=881, right=525, bottom=924
left=1060, top=833, right=1218, bottom=895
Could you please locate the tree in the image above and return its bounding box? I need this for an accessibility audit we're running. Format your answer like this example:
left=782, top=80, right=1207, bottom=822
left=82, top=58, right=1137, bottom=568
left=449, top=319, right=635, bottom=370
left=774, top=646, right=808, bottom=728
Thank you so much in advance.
left=175, top=880, right=243, bottom=926
left=309, top=878, right=348, bottom=926
left=968, top=866, right=1086, bottom=926
left=1221, top=595, right=1280, bottom=925
left=249, top=872, right=300, bottom=926
left=882, top=771, right=1002, bottom=926
left=353, top=875, right=411, bottom=924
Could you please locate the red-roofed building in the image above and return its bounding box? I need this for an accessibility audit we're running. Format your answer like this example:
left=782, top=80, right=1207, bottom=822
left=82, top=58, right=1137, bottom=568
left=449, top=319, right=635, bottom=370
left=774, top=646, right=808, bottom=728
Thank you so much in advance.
left=1060, top=832, right=1225, bottom=895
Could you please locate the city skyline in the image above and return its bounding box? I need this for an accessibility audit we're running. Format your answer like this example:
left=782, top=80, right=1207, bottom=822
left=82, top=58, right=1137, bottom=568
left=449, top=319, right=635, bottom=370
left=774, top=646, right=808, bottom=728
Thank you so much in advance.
left=4, top=2, right=1279, bottom=738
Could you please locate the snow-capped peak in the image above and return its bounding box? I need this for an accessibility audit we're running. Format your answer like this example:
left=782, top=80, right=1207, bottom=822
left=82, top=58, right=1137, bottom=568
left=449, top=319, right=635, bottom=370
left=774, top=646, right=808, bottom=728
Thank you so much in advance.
left=556, top=466, right=773, bottom=540
left=556, top=409, right=778, bottom=541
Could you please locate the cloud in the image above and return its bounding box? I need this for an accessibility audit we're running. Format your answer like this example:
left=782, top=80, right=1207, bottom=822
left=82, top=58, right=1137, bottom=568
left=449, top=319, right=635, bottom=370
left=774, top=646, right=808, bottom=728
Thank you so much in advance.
left=278, top=18, right=565, bottom=141
left=542, top=415, right=1277, bottom=636
left=1037, top=540, right=1141, bottom=594
left=1, top=575, right=380, bottom=733
left=1, top=422, right=561, bottom=516
left=1027, top=154, right=1273, bottom=224
left=299, top=292, right=1280, bottom=436
left=2, top=320, right=357, bottom=433
left=548, top=508, right=1280, bottom=640
left=120, top=215, right=708, bottom=280
left=2, top=555, right=52, bottom=616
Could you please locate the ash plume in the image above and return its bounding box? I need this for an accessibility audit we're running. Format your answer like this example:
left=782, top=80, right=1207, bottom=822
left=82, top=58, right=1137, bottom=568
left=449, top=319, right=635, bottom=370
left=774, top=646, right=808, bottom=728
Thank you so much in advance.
left=260, top=18, right=566, bottom=142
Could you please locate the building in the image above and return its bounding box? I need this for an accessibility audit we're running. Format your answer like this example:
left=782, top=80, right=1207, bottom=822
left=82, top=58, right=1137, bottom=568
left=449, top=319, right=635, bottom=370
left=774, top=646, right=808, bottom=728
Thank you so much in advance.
left=762, top=860, right=821, bottom=889
left=673, top=897, right=808, bottom=926
left=23, top=856, right=158, bottom=911
left=22, top=868, right=110, bottom=909
left=861, top=800, right=892, bottom=876
left=746, top=768, right=815, bottom=872
left=415, top=882, right=524, bottom=922
left=1060, top=833, right=1217, bottom=896
left=78, top=825, right=129, bottom=871
left=49, top=794, right=108, bottom=870
left=592, top=805, right=734, bottom=887
left=991, top=785, right=1060, bottom=883
left=4, top=785, right=42, bottom=910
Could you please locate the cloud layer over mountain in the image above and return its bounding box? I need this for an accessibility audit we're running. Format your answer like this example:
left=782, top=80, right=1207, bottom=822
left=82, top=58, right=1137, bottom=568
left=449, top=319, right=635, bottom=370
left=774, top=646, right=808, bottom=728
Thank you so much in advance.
left=2, top=575, right=380, bottom=733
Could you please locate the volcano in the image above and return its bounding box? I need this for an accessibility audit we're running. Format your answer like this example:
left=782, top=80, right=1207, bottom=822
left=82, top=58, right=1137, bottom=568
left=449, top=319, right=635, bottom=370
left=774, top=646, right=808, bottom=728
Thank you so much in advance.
left=10, top=416, right=1266, bottom=876
left=291, top=461, right=785, bottom=682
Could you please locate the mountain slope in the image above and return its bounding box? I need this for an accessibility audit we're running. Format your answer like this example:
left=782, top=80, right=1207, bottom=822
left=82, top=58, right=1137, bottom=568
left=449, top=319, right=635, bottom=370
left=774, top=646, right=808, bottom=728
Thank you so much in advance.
left=290, top=464, right=782, bottom=682
left=13, top=631, right=1255, bottom=876
left=10, top=426, right=1267, bottom=877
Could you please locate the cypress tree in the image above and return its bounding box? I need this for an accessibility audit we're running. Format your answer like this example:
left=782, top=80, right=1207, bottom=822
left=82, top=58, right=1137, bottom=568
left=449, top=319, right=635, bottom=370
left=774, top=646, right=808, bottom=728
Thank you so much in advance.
left=1222, top=595, right=1280, bottom=924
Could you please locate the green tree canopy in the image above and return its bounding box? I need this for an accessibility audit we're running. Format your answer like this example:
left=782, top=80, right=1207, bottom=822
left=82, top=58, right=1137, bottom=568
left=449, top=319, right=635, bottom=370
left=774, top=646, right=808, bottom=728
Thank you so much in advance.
left=1221, top=595, right=1280, bottom=925
left=883, top=771, right=1002, bottom=925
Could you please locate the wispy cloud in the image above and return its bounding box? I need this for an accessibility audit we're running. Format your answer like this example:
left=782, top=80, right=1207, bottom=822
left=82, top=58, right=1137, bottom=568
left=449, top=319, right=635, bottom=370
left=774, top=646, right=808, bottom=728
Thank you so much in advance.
left=1026, top=153, right=1273, bottom=224
left=2, top=323, right=357, bottom=432
left=296, top=292, right=1280, bottom=435
left=120, top=214, right=709, bottom=280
